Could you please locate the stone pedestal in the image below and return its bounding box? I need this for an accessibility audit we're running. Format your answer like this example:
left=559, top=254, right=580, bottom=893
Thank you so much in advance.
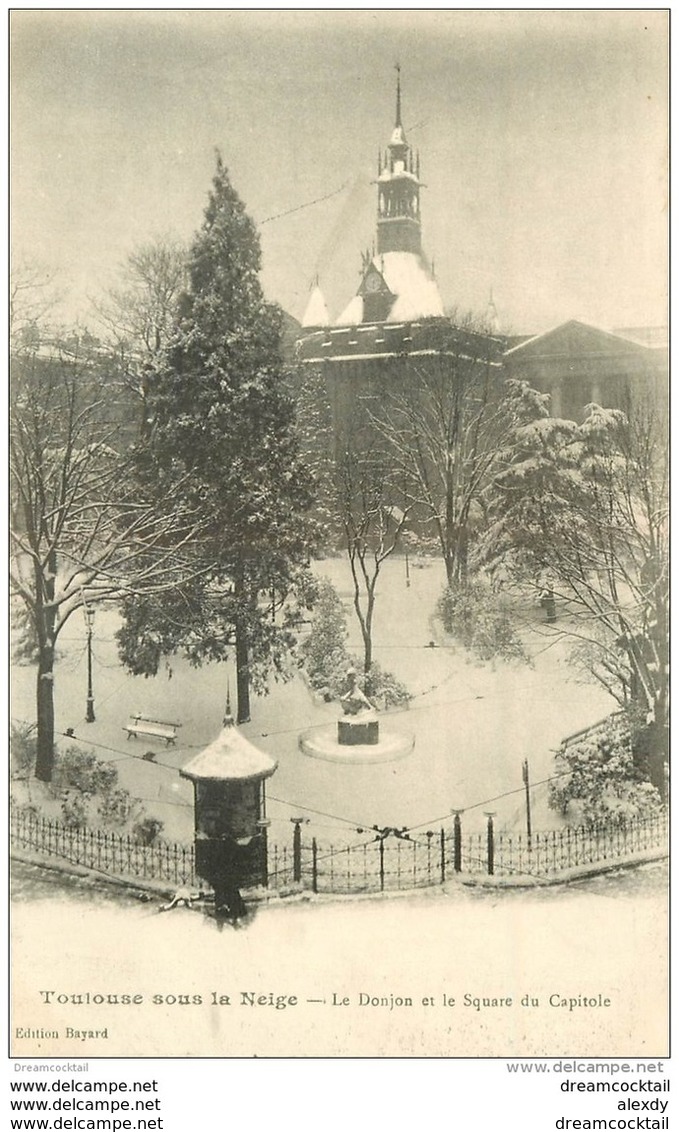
left=338, top=717, right=379, bottom=746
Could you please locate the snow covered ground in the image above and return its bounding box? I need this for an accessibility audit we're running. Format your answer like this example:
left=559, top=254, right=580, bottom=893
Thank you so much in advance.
left=11, top=559, right=667, bottom=1061
left=11, top=556, right=614, bottom=847
left=11, top=859, right=668, bottom=1058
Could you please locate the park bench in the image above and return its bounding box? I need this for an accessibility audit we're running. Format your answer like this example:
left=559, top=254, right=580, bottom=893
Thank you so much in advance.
left=124, top=714, right=181, bottom=746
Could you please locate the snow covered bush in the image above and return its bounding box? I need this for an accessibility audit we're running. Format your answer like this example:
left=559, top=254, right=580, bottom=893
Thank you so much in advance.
left=300, top=577, right=411, bottom=706
left=437, top=581, right=530, bottom=664
left=362, top=661, right=411, bottom=709
left=131, top=817, right=165, bottom=846
left=549, top=713, right=664, bottom=825
left=299, top=578, right=351, bottom=699
left=49, top=746, right=147, bottom=831
left=10, top=723, right=37, bottom=781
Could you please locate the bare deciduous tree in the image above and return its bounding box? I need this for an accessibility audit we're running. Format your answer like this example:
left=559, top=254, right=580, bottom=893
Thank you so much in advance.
left=10, top=338, right=205, bottom=781
left=336, top=444, right=411, bottom=674
left=10, top=256, right=61, bottom=344
left=371, top=317, right=522, bottom=586
left=93, top=236, right=188, bottom=437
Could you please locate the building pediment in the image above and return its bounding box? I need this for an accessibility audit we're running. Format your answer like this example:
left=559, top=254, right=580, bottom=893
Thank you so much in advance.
left=504, top=319, right=656, bottom=362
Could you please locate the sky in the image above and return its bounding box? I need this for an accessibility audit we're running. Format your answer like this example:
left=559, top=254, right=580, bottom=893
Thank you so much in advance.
left=10, top=10, right=668, bottom=336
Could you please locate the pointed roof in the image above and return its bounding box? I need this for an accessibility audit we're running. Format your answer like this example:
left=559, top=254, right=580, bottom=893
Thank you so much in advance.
left=485, top=289, right=500, bottom=335
left=504, top=319, right=657, bottom=360
left=612, top=325, right=668, bottom=349
left=180, top=717, right=277, bottom=783
left=389, top=62, right=407, bottom=147
left=301, top=283, right=330, bottom=328
left=335, top=294, right=364, bottom=325
left=336, top=252, right=443, bottom=324
left=389, top=125, right=408, bottom=147
left=381, top=253, right=443, bottom=320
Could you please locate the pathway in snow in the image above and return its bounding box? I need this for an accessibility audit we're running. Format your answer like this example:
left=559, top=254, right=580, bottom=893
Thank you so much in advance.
left=11, top=557, right=613, bottom=845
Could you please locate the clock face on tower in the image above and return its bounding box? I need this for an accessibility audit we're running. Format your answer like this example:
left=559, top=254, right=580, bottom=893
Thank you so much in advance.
left=364, top=271, right=383, bottom=293
left=360, top=266, right=392, bottom=321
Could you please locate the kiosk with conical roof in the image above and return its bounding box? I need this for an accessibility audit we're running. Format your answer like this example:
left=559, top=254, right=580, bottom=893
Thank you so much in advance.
left=181, top=707, right=277, bottom=895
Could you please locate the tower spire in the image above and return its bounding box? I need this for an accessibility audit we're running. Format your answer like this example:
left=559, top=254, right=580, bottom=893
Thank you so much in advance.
left=375, top=66, right=422, bottom=257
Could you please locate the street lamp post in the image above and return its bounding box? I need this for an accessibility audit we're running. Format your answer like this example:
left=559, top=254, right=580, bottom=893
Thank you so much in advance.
left=522, top=759, right=532, bottom=851
left=84, top=604, right=95, bottom=723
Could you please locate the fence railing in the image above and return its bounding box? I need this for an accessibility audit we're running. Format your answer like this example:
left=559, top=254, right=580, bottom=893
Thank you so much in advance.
left=464, top=813, right=669, bottom=880
left=11, top=806, right=668, bottom=897
left=10, top=807, right=198, bottom=888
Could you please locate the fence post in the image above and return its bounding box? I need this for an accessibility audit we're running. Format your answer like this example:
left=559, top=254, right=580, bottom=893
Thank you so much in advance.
left=311, top=837, right=318, bottom=894
left=260, top=822, right=270, bottom=888
left=453, top=811, right=462, bottom=873
left=440, top=828, right=446, bottom=883
left=291, top=818, right=303, bottom=883
left=485, top=812, right=496, bottom=876
left=379, top=836, right=385, bottom=892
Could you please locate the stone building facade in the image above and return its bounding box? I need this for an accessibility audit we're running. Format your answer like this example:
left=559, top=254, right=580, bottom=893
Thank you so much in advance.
left=294, top=75, right=666, bottom=435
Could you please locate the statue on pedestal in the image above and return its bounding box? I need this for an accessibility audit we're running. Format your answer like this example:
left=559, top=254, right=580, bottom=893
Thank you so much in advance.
left=300, top=667, right=414, bottom=764
left=340, top=667, right=376, bottom=715
left=338, top=668, right=379, bottom=745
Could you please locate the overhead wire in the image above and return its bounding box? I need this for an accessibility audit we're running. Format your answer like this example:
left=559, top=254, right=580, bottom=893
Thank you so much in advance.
left=15, top=722, right=377, bottom=831
left=406, top=768, right=574, bottom=833
left=260, top=180, right=351, bottom=226
left=72, top=726, right=572, bottom=842
left=266, top=794, right=373, bottom=831
left=14, top=712, right=582, bottom=848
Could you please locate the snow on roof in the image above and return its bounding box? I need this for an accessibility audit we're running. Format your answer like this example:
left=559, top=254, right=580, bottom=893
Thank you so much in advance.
left=301, top=285, right=330, bottom=328
left=380, top=253, right=444, bottom=321
left=377, top=169, right=419, bottom=184
left=180, top=718, right=278, bottom=783
left=336, top=253, right=443, bottom=326
left=296, top=321, right=506, bottom=365
left=503, top=330, right=544, bottom=357
left=336, top=294, right=364, bottom=325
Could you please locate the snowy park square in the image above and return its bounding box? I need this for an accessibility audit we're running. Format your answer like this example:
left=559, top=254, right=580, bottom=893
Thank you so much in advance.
left=10, top=12, right=668, bottom=1062
left=11, top=555, right=614, bottom=846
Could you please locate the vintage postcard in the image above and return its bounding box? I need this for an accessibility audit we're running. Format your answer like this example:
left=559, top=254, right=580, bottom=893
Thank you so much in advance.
left=9, top=10, right=668, bottom=1059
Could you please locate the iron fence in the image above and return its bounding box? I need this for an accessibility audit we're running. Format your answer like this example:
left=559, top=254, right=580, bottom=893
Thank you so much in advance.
left=289, top=812, right=669, bottom=893
left=10, top=807, right=197, bottom=888
left=297, top=831, right=446, bottom=895
left=487, top=813, right=669, bottom=879
left=10, top=805, right=668, bottom=896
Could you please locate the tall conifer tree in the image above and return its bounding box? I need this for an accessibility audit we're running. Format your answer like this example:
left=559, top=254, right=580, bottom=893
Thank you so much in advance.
left=117, top=155, right=316, bottom=720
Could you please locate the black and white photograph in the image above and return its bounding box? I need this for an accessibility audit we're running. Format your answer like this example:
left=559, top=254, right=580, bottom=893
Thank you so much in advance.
left=9, top=10, right=668, bottom=1061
